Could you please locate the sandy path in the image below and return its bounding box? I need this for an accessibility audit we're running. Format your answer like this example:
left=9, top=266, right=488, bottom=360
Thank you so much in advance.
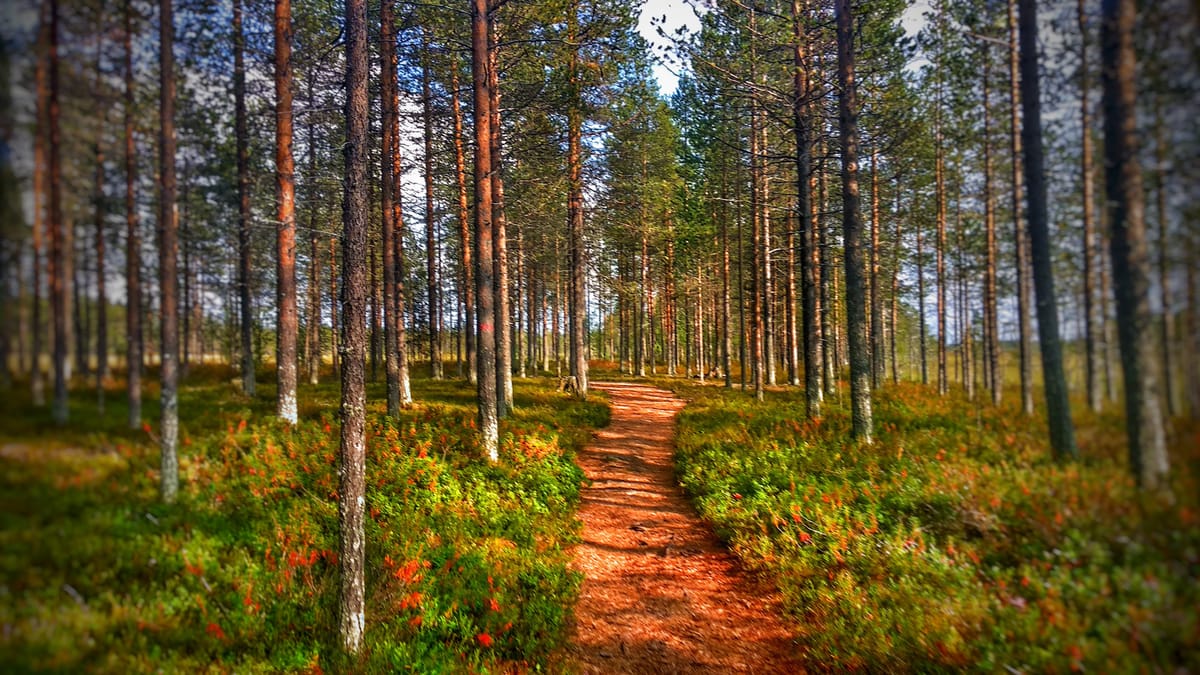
left=565, top=381, right=802, bottom=674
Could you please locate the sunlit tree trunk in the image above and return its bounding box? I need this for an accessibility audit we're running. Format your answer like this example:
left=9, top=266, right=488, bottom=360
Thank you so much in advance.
left=275, top=0, right=298, bottom=424
left=338, top=0, right=369, bottom=651
left=489, top=25, right=512, bottom=411
left=835, top=0, right=871, bottom=442
left=158, top=0, right=180, bottom=500
left=31, top=1, right=48, bottom=406
left=305, top=77, right=320, bottom=386
left=870, top=147, right=883, bottom=389
left=982, top=46, right=1000, bottom=406
left=473, top=0, right=500, bottom=457
left=566, top=4, right=587, bottom=398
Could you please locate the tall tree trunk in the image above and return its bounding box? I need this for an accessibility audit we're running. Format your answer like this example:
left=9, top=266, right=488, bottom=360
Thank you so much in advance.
left=473, top=0, right=500, bottom=458
left=275, top=0, right=298, bottom=424
left=94, top=131, right=107, bottom=411
left=749, top=76, right=764, bottom=401
left=387, top=43, right=412, bottom=409
left=424, top=31, right=442, bottom=381
left=566, top=4, right=587, bottom=398
left=917, top=207, right=928, bottom=385
left=489, top=25, right=513, bottom=411
left=890, top=183, right=901, bottom=385
left=835, top=0, right=872, bottom=442
left=935, top=41, right=948, bottom=397
left=124, top=0, right=142, bottom=426
left=1008, top=0, right=1034, bottom=416
left=450, top=66, right=475, bottom=384
left=1078, top=0, right=1100, bottom=413
left=1019, top=0, right=1077, bottom=460
left=720, top=152, right=732, bottom=388
left=48, top=0, right=67, bottom=424
left=329, top=237, right=338, bottom=376
left=233, top=0, right=254, bottom=398
left=870, top=147, right=883, bottom=389
left=305, top=78, right=320, bottom=386
left=31, top=0, right=48, bottom=406
left=158, top=0, right=180, bottom=500
left=785, top=209, right=798, bottom=387
left=339, top=0, right=369, bottom=649
left=761, top=127, right=775, bottom=388
left=1154, top=100, right=1174, bottom=417
left=381, top=0, right=401, bottom=414
left=982, top=46, right=1001, bottom=406
left=818, top=134, right=835, bottom=395
left=1100, top=0, right=1168, bottom=490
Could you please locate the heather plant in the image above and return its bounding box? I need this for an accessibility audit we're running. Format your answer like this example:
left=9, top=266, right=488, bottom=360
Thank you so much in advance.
left=667, top=380, right=1198, bottom=671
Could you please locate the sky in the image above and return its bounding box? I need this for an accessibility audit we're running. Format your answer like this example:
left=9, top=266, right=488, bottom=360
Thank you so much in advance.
left=637, top=0, right=703, bottom=97
left=638, top=0, right=932, bottom=96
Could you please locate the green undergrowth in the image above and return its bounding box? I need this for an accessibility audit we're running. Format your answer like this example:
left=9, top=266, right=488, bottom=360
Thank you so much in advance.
left=0, top=367, right=608, bottom=673
left=664, top=379, right=1199, bottom=672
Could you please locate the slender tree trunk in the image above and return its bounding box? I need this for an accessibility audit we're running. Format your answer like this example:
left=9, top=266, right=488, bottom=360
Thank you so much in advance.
left=749, top=74, right=764, bottom=402
left=423, top=31, right=442, bottom=381
left=275, top=0, right=298, bottom=424
left=93, top=39, right=108, bottom=407
left=1009, top=0, right=1034, bottom=415
left=1017, top=0, right=1075, bottom=458
left=31, top=1, right=49, bottom=406
left=339, top=0, right=369, bottom=649
left=566, top=5, right=587, bottom=398
left=835, top=0, right=871, bottom=443
left=473, top=0, right=500, bottom=458
left=121, top=0, right=140, bottom=422
left=1154, top=100, right=1175, bottom=417
left=158, top=0, right=180, bottom=500
left=935, top=48, right=948, bottom=397
left=329, top=237, right=338, bottom=376
left=451, top=67, right=475, bottom=384
left=304, top=78, right=320, bottom=385
left=982, top=47, right=1001, bottom=406
left=891, top=184, right=901, bottom=385
left=1187, top=225, right=1200, bottom=417
left=1100, top=0, right=1169, bottom=490
left=48, top=0, right=67, bottom=424
left=870, top=147, right=883, bottom=389
left=917, top=209, right=928, bottom=385
left=381, top=0, right=403, bottom=414
left=721, top=154, right=732, bottom=387
left=786, top=210, right=799, bottom=387
left=818, top=135, right=835, bottom=395
left=488, top=26, right=513, bottom=411
left=1078, top=0, right=1100, bottom=413
left=233, top=0, right=254, bottom=398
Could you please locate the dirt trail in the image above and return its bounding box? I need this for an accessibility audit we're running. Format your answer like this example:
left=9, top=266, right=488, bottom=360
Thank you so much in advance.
left=565, top=381, right=802, bottom=674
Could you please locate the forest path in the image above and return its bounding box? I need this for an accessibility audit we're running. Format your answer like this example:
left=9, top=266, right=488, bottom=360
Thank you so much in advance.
left=564, top=381, right=802, bottom=674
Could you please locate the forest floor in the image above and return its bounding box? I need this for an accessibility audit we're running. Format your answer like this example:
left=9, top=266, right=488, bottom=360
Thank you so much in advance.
left=564, top=381, right=802, bottom=674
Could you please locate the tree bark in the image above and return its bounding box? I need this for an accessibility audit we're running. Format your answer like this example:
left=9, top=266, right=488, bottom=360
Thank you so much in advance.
left=31, top=0, right=49, bottom=406
left=566, top=4, right=588, bottom=398
left=158, top=0, right=180, bottom=500
left=1019, top=0, right=1077, bottom=459
left=1078, top=0, right=1100, bottom=413
left=48, top=0, right=67, bottom=424
left=835, top=0, right=872, bottom=442
left=1008, top=0, right=1034, bottom=416
left=275, top=0, right=298, bottom=424
left=870, top=146, right=883, bottom=389
left=424, top=30, right=443, bottom=381
left=381, top=0, right=404, bottom=414
left=121, top=1, right=140, bottom=422
left=451, top=66, right=476, bottom=384
left=339, top=0, right=369, bottom=651
left=1100, top=0, right=1169, bottom=490
left=982, top=45, right=1001, bottom=406
left=1154, top=100, right=1174, bottom=417
left=305, top=77, right=320, bottom=386
left=233, top=0, right=254, bottom=398
left=489, top=22, right=512, bottom=411
left=473, top=0, right=500, bottom=458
